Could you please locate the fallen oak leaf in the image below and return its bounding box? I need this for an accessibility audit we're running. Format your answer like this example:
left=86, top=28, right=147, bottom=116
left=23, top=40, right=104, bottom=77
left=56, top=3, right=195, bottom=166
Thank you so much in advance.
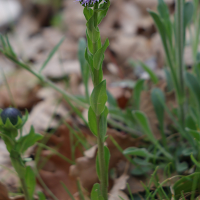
left=70, top=128, right=142, bottom=192
left=108, top=173, right=129, bottom=200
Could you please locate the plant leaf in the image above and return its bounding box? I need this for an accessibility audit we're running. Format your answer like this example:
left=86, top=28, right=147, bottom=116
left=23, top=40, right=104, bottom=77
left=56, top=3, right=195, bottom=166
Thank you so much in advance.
left=86, top=16, right=100, bottom=43
left=16, top=126, right=43, bottom=153
left=93, top=38, right=109, bottom=70
left=25, top=166, right=36, bottom=199
left=151, top=88, right=165, bottom=127
left=186, top=128, right=200, bottom=142
left=134, top=111, right=154, bottom=140
left=186, top=72, right=200, bottom=109
left=97, top=1, right=110, bottom=25
left=88, top=106, right=98, bottom=136
left=84, top=7, right=93, bottom=20
left=91, top=183, right=104, bottom=200
left=173, top=172, right=200, bottom=199
left=90, top=80, right=107, bottom=116
left=184, top=2, right=194, bottom=28
left=134, top=79, right=144, bottom=109
left=124, top=147, right=155, bottom=158
left=38, top=192, right=46, bottom=200
left=99, top=106, right=108, bottom=140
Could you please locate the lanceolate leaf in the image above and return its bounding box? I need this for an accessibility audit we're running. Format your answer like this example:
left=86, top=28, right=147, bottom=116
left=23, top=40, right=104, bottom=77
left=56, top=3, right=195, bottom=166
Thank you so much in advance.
left=134, top=111, right=154, bottom=140
left=134, top=79, right=144, bottom=109
left=85, top=48, right=93, bottom=68
left=25, top=166, right=36, bottom=199
left=88, top=106, right=98, bottom=136
left=16, top=126, right=43, bottom=154
left=86, top=16, right=100, bottom=43
left=86, top=30, right=94, bottom=53
left=151, top=88, right=165, bottom=127
left=157, top=0, right=172, bottom=44
left=78, top=38, right=87, bottom=68
left=99, top=106, right=108, bottom=140
left=97, top=1, right=110, bottom=25
left=90, top=80, right=107, bottom=116
left=186, top=128, right=200, bottom=142
left=157, top=0, right=170, bottom=20
left=124, top=147, right=155, bottom=158
left=38, top=192, right=46, bottom=200
left=93, top=39, right=109, bottom=70
left=148, top=10, right=173, bottom=70
left=186, top=72, right=200, bottom=108
left=104, top=146, right=110, bottom=185
left=83, top=7, right=94, bottom=21
left=184, top=2, right=194, bottom=28
left=91, top=183, right=104, bottom=200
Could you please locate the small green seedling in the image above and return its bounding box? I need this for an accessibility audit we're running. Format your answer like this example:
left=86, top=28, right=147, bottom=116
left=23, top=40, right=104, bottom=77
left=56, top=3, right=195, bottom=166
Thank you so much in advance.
left=0, top=107, right=43, bottom=200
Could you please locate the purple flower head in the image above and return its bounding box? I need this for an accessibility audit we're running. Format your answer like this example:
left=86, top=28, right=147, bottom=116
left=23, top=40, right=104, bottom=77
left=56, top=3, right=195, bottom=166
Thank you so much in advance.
left=76, top=0, right=106, bottom=7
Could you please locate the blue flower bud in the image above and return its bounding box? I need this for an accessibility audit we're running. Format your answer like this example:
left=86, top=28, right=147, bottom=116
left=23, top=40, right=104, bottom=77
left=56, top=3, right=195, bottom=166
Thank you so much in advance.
left=1, top=108, right=22, bottom=126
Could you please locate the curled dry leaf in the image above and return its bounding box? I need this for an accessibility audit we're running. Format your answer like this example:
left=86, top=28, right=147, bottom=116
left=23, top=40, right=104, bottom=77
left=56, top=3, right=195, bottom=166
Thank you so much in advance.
left=70, top=128, right=142, bottom=192
left=109, top=172, right=129, bottom=200
left=37, top=123, right=83, bottom=200
left=24, top=94, right=67, bottom=134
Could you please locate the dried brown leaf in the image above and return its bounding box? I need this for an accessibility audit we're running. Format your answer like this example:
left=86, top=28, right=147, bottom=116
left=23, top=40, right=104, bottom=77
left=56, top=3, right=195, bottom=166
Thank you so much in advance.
left=37, top=123, right=83, bottom=200
left=0, top=70, right=40, bottom=109
left=70, top=128, right=142, bottom=192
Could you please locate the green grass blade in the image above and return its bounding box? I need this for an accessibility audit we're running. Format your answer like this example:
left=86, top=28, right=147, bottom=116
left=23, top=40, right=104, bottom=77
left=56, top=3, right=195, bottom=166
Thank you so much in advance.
left=39, top=37, right=65, bottom=73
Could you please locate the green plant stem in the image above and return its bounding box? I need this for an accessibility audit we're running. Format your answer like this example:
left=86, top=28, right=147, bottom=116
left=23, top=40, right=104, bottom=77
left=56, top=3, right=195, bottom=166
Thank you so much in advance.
left=93, top=4, right=99, bottom=87
left=20, top=178, right=31, bottom=200
left=97, top=118, right=108, bottom=200
left=176, top=0, right=185, bottom=128
left=92, top=3, right=108, bottom=199
left=10, top=154, right=31, bottom=200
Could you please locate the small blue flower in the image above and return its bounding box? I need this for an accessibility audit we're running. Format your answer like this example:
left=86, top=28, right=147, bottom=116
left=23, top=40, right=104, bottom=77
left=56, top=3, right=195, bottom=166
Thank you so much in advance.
left=77, top=0, right=106, bottom=6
